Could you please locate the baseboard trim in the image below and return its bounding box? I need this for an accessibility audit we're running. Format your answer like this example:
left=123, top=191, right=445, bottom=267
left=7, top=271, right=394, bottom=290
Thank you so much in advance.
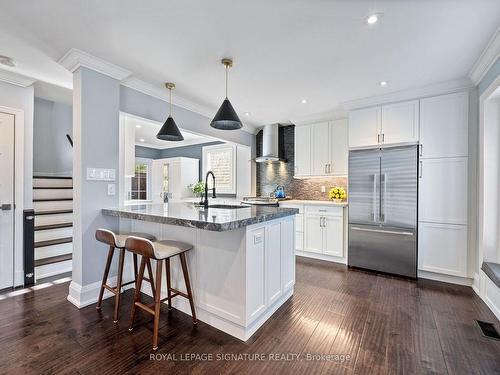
left=67, top=276, right=134, bottom=309
left=295, top=250, right=347, bottom=265
left=418, top=270, right=473, bottom=286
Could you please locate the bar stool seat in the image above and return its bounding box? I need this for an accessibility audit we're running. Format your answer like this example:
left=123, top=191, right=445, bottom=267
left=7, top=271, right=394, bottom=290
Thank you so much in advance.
left=95, top=229, right=158, bottom=323
left=125, top=236, right=197, bottom=350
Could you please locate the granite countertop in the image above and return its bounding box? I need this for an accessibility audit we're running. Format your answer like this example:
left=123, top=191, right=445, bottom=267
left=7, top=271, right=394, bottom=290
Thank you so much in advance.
left=102, top=203, right=299, bottom=232
left=280, top=199, right=348, bottom=207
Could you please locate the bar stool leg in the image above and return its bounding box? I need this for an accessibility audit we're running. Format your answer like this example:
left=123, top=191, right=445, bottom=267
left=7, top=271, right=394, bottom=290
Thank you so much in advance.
left=129, top=256, right=146, bottom=331
left=152, top=260, right=163, bottom=351
left=146, top=258, right=156, bottom=299
left=113, top=248, right=126, bottom=323
left=133, top=254, right=138, bottom=282
left=179, top=252, right=197, bottom=324
left=165, top=258, right=173, bottom=310
left=96, top=245, right=114, bottom=310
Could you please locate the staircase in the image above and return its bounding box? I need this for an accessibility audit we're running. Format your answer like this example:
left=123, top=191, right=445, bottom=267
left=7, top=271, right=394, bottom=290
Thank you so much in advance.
left=33, top=176, right=73, bottom=280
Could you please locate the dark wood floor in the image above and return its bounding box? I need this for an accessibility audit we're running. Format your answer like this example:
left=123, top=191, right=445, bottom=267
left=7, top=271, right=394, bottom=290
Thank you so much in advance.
left=1, top=257, right=499, bottom=375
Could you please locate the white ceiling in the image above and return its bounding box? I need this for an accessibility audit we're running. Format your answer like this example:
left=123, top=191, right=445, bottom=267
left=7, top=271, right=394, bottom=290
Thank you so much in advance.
left=0, top=0, right=499, bottom=126
left=126, top=115, right=218, bottom=150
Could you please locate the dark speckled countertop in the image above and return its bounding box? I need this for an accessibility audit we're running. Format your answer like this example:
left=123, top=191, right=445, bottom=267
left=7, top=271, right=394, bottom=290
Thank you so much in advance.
left=102, top=203, right=299, bottom=232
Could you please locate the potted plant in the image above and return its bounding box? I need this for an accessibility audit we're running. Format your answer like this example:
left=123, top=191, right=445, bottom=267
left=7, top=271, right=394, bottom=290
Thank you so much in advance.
left=328, top=186, right=347, bottom=203
left=189, top=181, right=206, bottom=204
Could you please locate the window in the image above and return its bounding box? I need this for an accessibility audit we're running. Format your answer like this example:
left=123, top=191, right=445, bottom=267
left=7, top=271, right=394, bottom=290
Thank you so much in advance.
left=203, top=144, right=236, bottom=194
left=128, top=158, right=152, bottom=201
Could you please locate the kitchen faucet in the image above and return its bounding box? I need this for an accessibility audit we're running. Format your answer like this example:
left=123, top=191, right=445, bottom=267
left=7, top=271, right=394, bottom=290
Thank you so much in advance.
left=203, top=171, right=216, bottom=209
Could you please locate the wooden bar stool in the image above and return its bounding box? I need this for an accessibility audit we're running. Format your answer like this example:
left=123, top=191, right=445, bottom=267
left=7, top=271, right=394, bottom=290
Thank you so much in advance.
left=125, top=236, right=197, bottom=350
left=95, top=228, right=157, bottom=323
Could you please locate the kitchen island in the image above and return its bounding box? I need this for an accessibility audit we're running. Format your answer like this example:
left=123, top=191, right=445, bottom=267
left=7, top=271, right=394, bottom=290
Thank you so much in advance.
left=102, top=202, right=298, bottom=341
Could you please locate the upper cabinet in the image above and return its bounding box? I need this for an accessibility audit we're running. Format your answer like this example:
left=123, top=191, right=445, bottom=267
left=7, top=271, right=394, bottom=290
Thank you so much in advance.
left=294, top=120, right=348, bottom=178
left=420, top=92, right=468, bottom=158
left=348, top=107, right=380, bottom=148
left=348, top=99, right=419, bottom=148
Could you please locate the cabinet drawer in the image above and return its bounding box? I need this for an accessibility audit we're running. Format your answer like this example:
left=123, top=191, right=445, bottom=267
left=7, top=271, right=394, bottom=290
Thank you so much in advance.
left=305, top=205, right=343, bottom=216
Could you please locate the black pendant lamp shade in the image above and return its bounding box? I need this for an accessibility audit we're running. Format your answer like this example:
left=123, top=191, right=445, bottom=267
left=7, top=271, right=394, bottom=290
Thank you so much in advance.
left=211, top=58, right=243, bottom=130
left=211, top=98, right=243, bottom=130
left=157, top=82, right=184, bottom=141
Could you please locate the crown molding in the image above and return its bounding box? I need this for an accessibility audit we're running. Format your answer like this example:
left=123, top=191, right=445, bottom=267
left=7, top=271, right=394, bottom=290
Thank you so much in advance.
left=58, top=48, right=132, bottom=81
left=0, top=68, right=36, bottom=87
left=341, top=77, right=474, bottom=111
left=469, top=27, right=500, bottom=85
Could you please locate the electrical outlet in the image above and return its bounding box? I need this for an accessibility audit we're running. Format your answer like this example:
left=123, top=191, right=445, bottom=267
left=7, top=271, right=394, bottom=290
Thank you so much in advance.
left=321, top=186, right=326, bottom=193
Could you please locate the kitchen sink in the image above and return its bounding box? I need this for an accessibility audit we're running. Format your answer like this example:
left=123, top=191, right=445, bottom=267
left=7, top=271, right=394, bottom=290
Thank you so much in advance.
left=208, top=204, right=248, bottom=209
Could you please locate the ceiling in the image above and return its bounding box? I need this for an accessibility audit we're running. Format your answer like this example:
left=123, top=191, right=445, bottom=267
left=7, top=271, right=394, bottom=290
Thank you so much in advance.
left=0, top=0, right=499, bottom=127
left=125, top=115, right=218, bottom=149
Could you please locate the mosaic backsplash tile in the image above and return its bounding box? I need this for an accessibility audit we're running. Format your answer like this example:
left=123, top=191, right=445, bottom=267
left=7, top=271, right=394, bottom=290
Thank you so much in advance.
left=256, top=125, right=348, bottom=201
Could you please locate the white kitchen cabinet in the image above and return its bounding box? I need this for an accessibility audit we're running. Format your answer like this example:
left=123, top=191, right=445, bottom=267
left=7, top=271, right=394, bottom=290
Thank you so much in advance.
left=312, top=122, right=331, bottom=175
left=418, top=222, right=468, bottom=277
left=304, top=214, right=323, bottom=253
left=330, top=119, right=348, bottom=176
left=348, top=106, right=381, bottom=148
left=419, top=157, right=467, bottom=225
left=322, top=215, right=344, bottom=257
left=281, top=218, right=295, bottom=291
left=304, top=207, right=344, bottom=257
left=420, top=92, right=468, bottom=159
left=266, top=222, right=282, bottom=305
left=348, top=100, right=419, bottom=148
left=380, top=100, right=419, bottom=145
left=294, top=125, right=312, bottom=176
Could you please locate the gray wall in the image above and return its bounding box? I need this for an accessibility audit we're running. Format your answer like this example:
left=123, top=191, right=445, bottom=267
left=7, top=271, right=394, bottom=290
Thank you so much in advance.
left=135, top=145, right=160, bottom=159
left=33, top=97, right=72, bottom=175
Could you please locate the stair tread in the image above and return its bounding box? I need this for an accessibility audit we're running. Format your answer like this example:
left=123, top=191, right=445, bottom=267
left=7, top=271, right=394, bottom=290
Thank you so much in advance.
left=35, top=209, right=73, bottom=216
left=34, top=237, right=73, bottom=248
left=33, top=198, right=73, bottom=202
left=33, top=176, right=72, bottom=179
left=35, top=254, right=72, bottom=267
left=35, top=223, right=73, bottom=231
left=33, top=186, right=73, bottom=190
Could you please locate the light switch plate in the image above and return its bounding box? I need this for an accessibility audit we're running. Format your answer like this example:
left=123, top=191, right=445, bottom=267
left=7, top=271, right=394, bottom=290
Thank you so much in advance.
left=321, top=186, right=326, bottom=193
left=86, top=168, right=116, bottom=181
left=107, top=184, right=116, bottom=196
left=254, top=233, right=263, bottom=244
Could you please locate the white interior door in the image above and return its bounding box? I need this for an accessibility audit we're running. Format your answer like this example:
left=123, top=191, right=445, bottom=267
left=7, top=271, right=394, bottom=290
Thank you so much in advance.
left=0, top=112, right=15, bottom=290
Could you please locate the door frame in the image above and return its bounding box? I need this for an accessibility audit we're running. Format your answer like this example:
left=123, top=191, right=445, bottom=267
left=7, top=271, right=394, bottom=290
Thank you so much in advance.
left=0, top=105, right=25, bottom=288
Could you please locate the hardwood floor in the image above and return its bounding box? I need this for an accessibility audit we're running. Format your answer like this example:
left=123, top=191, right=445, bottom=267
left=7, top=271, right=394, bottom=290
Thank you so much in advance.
left=0, top=257, right=499, bottom=374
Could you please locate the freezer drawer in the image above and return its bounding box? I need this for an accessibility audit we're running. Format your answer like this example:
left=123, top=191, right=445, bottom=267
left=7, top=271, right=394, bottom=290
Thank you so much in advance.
left=348, top=224, right=417, bottom=278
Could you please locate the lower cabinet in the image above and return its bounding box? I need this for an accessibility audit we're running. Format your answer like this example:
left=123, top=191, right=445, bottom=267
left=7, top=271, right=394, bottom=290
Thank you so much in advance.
left=418, top=222, right=468, bottom=277
left=304, top=209, right=344, bottom=258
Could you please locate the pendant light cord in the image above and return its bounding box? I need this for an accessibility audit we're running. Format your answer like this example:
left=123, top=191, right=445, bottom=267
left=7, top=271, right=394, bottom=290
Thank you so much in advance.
left=225, top=63, right=228, bottom=99
left=169, top=87, right=172, bottom=117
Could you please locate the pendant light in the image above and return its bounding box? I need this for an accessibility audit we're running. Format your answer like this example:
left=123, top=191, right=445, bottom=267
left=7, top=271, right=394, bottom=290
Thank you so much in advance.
left=156, top=82, right=184, bottom=141
left=210, top=58, right=243, bottom=130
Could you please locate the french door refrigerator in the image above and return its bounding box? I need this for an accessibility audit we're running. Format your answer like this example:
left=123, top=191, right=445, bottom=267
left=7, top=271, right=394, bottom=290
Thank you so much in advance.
left=348, top=144, right=418, bottom=278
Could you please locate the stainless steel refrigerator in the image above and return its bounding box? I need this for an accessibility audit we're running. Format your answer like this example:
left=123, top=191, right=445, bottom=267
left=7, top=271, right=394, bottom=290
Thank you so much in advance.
left=348, top=145, right=418, bottom=278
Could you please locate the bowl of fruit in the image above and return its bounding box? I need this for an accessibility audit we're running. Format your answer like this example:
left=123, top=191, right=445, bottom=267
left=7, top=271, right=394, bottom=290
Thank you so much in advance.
left=328, top=186, right=347, bottom=203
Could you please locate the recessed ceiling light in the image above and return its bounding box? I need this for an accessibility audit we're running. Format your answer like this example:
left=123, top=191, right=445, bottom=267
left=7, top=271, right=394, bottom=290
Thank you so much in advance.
left=301, top=99, right=307, bottom=104
left=0, top=55, right=16, bottom=67
left=139, top=138, right=145, bottom=142
left=365, top=13, right=382, bottom=25
left=135, top=124, right=141, bottom=128
left=244, top=112, right=251, bottom=116
left=379, top=81, right=388, bottom=86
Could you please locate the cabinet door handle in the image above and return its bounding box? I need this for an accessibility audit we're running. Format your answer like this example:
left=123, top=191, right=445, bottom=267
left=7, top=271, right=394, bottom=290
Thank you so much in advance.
left=419, top=144, right=423, bottom=157
left=419, top=161, right=423, bottom=178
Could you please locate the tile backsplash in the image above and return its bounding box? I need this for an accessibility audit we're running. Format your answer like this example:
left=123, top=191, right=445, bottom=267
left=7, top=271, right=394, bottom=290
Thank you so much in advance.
left=256, top=125, right=347, bottom=201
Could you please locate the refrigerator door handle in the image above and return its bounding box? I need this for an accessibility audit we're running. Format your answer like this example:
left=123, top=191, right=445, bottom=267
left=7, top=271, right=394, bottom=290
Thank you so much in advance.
left=380, top=173, right=386, bottom=223
left=372, top=173, right=378, bottom=222
left=350, top=226, right=414, bottom=236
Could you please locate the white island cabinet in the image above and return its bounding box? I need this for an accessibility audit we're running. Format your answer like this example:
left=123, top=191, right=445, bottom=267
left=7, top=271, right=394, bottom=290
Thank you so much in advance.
left=102, top=203, right=296, bottom=341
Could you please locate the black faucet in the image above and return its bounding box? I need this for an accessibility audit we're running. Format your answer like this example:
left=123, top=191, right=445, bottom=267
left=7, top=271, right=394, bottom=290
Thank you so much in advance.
left=203, top=171, right=216, bottom=209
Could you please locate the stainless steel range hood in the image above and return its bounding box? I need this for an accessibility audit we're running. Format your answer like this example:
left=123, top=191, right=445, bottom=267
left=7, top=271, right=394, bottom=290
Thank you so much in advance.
left=255, top=124, right=285, bottom=163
